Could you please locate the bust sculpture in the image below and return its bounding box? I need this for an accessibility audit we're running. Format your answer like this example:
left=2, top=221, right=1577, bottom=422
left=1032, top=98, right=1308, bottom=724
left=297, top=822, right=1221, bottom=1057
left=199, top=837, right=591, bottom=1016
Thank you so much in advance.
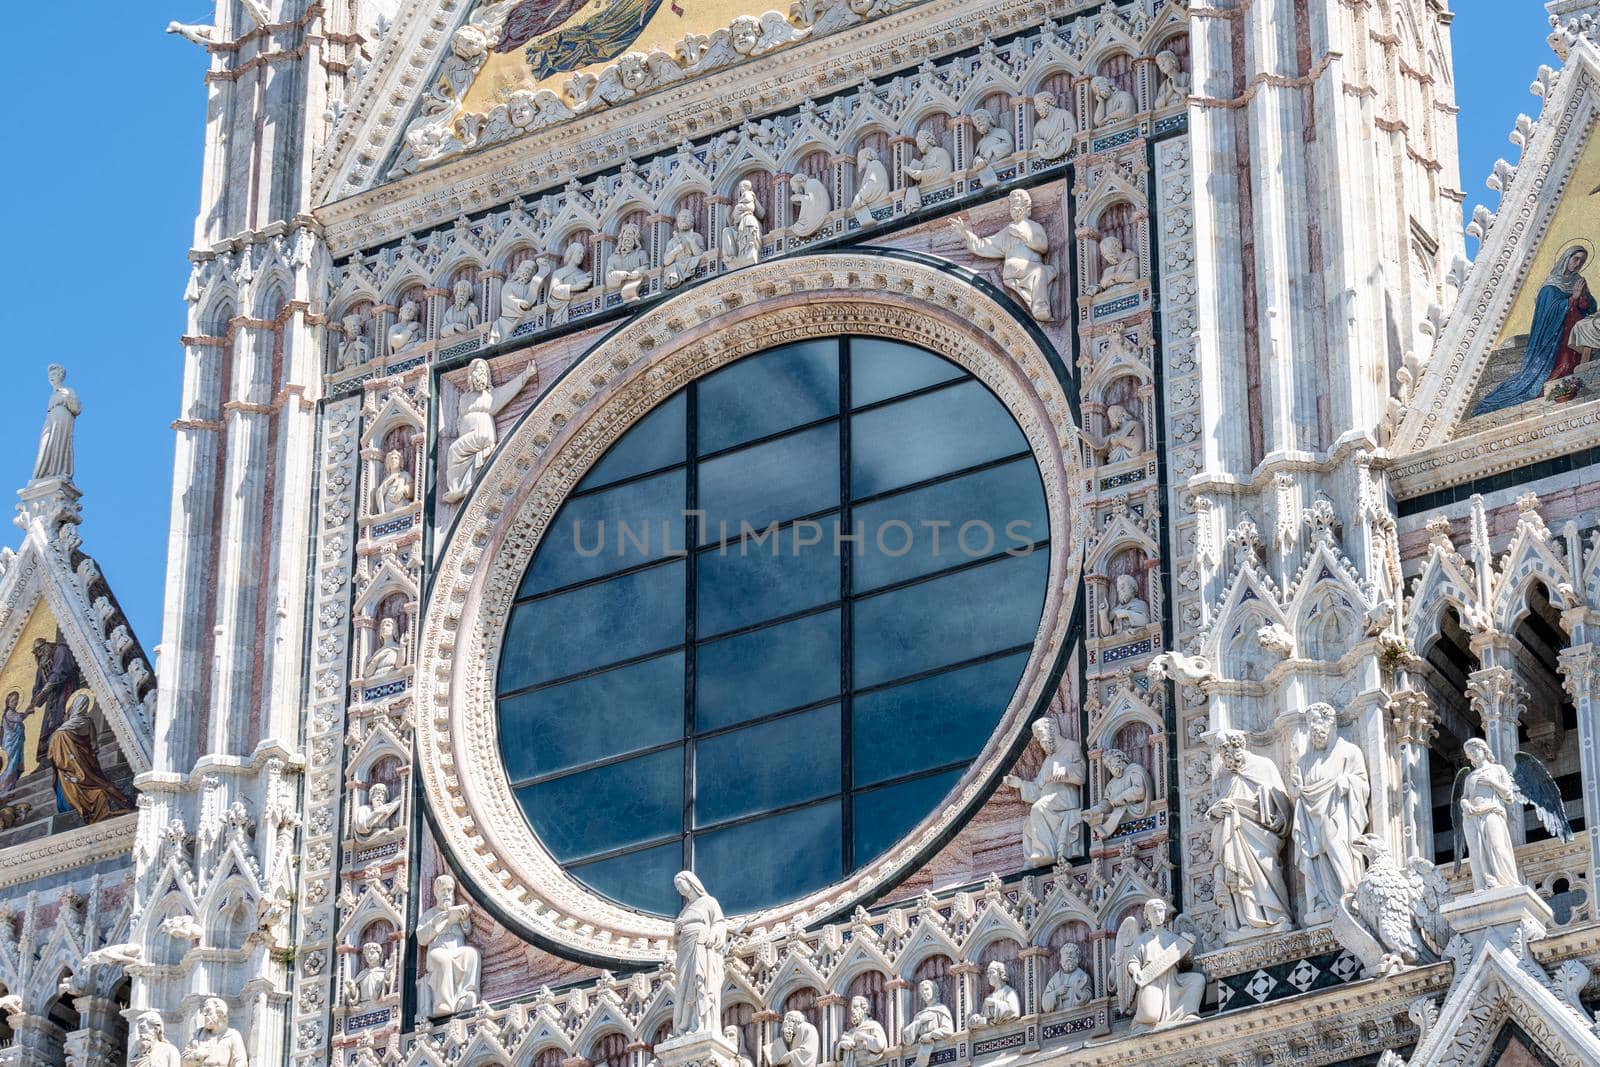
left=387, top=299, right=423, bottom=355
left=605, top=223, right=649, bottom=302
left=1153, top=50, right=1191, bottom=109
left=1003, top=717, right=1085, bottom=865
left=338, top=314, right=370, bottom=368
left=950, top=189, right=1056, bottom=321
left=180, top=997, right=247, bottom=1067
left=970, top=107, right=1014, bottom=177
left=364, top=617, right=405, bottom=676
left=373, top=449, right=413, bottom=512
left=352, top=782, right=402, bottom=840
left=661, top=211, right=707, bottom=289
left=1091, top=75, right=1136, bottom=127
left=836, top=995, right=887, bottom=1067
left=1097, top=573, right=1151, bottom=636
left=33, top=364, right=80, bottom=482
left=349, top=941, right=390, bottom=1005
left=133, top=1011, right=181, bottom=1067
left=1083, top=748, right=1150, bottom=838
left=1090, top=404, right=1144, bottom=463
left=1096, top=235, right=1140, bottom=290
left=900, top=979, right=954, bottom=1053
left=438, top=280, right=480, bottom=336
left=417, top=874, right=480, bottom=1018
left=1040, top=942, right=1092, bottom=1011
left=967, top=961, right=1020, bottom=1027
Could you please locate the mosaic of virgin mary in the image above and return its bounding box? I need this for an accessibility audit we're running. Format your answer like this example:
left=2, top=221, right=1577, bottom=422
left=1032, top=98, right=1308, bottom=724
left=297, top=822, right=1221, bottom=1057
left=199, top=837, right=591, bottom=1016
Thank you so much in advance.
left=1474, top=243, right=1600, bottom=415
left=498, top=0, right=671, bottom=79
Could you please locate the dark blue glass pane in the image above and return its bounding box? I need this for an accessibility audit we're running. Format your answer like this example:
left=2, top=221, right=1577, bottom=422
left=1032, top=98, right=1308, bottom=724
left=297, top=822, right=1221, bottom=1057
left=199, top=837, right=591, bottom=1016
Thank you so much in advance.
left=852, top=551, right=1048, bottom=687
left=850, top=340, right=965, bottom=408
left=853, top=459, right=1047, bottom=592
left=852, top=652, right=1028, bottom=787
left=694, top=801, right=842, bottom=913
left=500, top=653, right=684, bottom=781
left=696, top=517, right=841, bottom=636
left=852, top=769, right=962, bottom=865
left=695, top=611, right=841, bottom=731
left=500, top=561, right=684, bottom=692
left=698, top=342, right=840, bottom=454
left=696, top=705, right=842, bottom=826
left=520, top=471, right=686, bottom=596
left=698, top=425, right=840, bottom=534
left=851, top=381, right=1028, bottom=498
left=578, top=392, right=686, bottom=490
left=569, top=840, right=683, bottom=916
left=517, top=746, right=683, bottom=861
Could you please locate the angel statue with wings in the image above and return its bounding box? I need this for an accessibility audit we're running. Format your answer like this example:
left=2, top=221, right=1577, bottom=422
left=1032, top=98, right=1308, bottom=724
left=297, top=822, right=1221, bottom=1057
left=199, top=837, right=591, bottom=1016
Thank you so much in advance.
left=1330, top=834, right=1453, bottom=977
left=1453, top=737, right=1572, bottom=893
left=1113, top=898, right=1204, bottom=1034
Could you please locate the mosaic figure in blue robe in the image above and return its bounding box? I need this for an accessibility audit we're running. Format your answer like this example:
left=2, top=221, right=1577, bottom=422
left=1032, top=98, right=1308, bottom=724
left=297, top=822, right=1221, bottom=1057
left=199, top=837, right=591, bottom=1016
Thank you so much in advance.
left=498, top=0, right=671, bottom=79
left=1474, top=246, right=1598, bottom=415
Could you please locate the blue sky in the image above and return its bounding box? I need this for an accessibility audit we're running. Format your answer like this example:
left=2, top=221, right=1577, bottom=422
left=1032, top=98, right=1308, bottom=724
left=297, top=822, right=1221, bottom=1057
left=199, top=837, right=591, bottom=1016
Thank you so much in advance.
left=0, top=3, right=1562, bottom=647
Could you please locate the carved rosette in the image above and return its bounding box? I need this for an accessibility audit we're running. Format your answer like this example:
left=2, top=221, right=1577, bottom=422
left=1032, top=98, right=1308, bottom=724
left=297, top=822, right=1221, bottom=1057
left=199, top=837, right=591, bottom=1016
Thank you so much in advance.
left=413, top=254, right=1084, bottom=962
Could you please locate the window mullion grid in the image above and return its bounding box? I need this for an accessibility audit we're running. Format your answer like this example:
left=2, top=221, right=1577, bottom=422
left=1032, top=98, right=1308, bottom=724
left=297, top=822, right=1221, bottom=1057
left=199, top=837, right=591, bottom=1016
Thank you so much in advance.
left=839, top=338, right=855, bottom=873
left=683, top=383, right=700, bottom=875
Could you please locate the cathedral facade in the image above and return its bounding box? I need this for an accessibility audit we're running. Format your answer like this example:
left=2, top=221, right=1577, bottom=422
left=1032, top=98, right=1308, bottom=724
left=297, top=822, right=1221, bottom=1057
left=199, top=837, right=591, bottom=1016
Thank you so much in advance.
left=10, top=0, right=1600, bottom=1063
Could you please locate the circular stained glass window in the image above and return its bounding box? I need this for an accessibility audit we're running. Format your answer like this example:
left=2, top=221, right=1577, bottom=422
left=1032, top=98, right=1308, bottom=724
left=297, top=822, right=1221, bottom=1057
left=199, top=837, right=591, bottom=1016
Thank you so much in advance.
left=496, top=337, right=1051, bottom=915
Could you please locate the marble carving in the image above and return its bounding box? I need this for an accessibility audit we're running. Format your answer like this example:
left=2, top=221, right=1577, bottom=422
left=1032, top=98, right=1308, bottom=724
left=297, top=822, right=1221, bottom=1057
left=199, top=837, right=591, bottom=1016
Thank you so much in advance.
left=364, top=617, right=405, bottom=676
left=1113, top=899, right=1204, bottom=1034
left=374, top=449, right=413, bottom=512
left=1289, top=703, right=1371, bottom=922
left=547, top=241, right=594, bottom=325
left=1095, top=235, right=1140, bottom=291
left=900, top=980, right=954, bottom=1054
left=417, top=874, right=480, bottom=1018
left=661, top=211, right=708, bottom=289
left=1207, top=730, right=1293, bottom=934
left=967, top=961, right=1020, bottom=1027
left=836, top=995, right=888, bottom=1067
left=439, top=280, right=481, bottom=336
left=671, top=870, right=726, bottom=1036
left=1040, top=942, right=1092, bottom=1011
left=352, top=782, right=401, bottom=840
left=765, top=1010, right=821, bottom=1067
left=851, top=147, right=890, bottom=222
left=1091, top=76, right=1136, bottom=127
left=1003, top=717, right=1085, bottom=865
left=903, top=129, right=953, bottom=212
left=442, top=358, right=538, bottom=504
left=134, top=1011, right=181, bottom=1067
left=970, top=107, right=1014, bottom=181
left=1153, top=50, right=1190, bottom=109
left=491, top=258, right=552, bottom=343
left=349, top=941, right=390, bottom=1005
left=950, top=189, right=1055, bottom=321
left=790, top=174, right=832, bottom=238
left=606, top=224, right=649, bottom=302
left=387, top=299, right=423, bottom=355
left=33, top=364, right=79, bottom=482
left=1031, top=92, right=1075, bottom=160
left=182, top=997, right=248, bottom=1067
left=722, top=180, right=765, bottom=269
left=1083, top=748, right=1149, bottom=838
left=1453, top=738, right=1571, bottom=892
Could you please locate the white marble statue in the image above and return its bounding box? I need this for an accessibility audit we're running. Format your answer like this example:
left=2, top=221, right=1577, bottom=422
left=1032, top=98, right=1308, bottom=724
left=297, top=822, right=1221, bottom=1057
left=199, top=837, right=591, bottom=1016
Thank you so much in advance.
left=900, top=979, right=954, bottom=1053
left=606, top=223, right=650, bottom=302
left=662, top=211, right=708, bottom=289
left=721, top=180, right=764, bottom=269
left=766, top=1011, right=820, bottom=1067
left=133, top=1011, right=181, bottom=1067
left=836, top=995, right=888, bottom=1067
left=387, top=299, right=424, bottom=354
left=364, top=617, right=405, bottom=676
left=417, top=874, right=480, bottom=1018
left=1040, top=942, right=1091, bottom=1012
left=1113, top=899, right=1204, bottom=1034
left=374, top=449, right=413, bottom=512
left=1083, top=748, right=1150, bottom=839
left=851, top=147, right=890, bottom=221
left=1002, top=717, right=1085, bottom=865
left=1153, top=50, right=1191, bottom=109
left=1031, top=92, right=1076, bottom=160
left=903, top=130, right=952, bottom=211
left=1097, top=573, right=1150, bottom=635
left=1089, top=404, right=1144, bottom=463
left=442, top=357, right=538, bottom=503
left=339, top=314, right=370, bottom=368
left=1095, top=235, right=1140, bottom=290
left=349, top=941, right=390, bottom=1005
left=969, top=107, right=1014, bottom=177
left=725, top=1026, right=755, bottom=1067
left=439, top=280, right=481, bottom=336
left=949, top=189, right=1056, bottom=321
left=1452, top=738, right=1569, bottom=892
left=547, top=241, right=593, bottom=325
left=33, top=364, right=80, bottom=482
left=490, top=257, right=552, bottom=342
left=967, top=961, right=1020, bottom=1028
left=1091, top=75, right=1137, bottom=127
left=353, top=782, right=402, bottom=840
left=671, top=870, right=726, bottom=1035
left=790, top=173, right=832, bottom=239
left=180, top=997, right=248, bottom=1067
left=1208, top=730, right=1294, bottom=934
left=1289, top=702, right=1371, bottom=921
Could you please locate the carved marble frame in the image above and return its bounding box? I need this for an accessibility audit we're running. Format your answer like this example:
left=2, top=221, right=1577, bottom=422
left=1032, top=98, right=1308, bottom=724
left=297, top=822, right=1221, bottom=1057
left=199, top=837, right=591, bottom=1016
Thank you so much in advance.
left=414, top=251, right=1084, bottom=963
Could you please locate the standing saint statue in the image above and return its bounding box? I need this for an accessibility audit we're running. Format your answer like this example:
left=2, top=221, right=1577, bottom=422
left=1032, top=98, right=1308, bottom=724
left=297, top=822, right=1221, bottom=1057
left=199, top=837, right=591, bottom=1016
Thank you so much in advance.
left=417, top=874, right=481, bottom=1018
left=1288, top=703, right=1371, bottom=921
left=442, top=358, right=538, bottom=503
left=33, top=364, right=80, bottom=482
left=1452, top=737, right=1571, bottom=892
left=1002, top=717, right=1085, bottom=865
left=133, top=1011, right=181, bottom=1067
left=949, top=190, right=1056, bottom=321
left=180, top=997, right=248, bottom=1067
left=671, top=870, right=727, bottom=1036
left=1207, top=730, right=1293, bottom=933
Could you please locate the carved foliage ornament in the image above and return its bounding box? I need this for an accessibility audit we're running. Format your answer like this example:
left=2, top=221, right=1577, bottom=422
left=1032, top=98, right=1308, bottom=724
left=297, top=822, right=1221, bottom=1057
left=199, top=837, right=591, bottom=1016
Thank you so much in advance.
left=413, top=254, right=1083, bottom=962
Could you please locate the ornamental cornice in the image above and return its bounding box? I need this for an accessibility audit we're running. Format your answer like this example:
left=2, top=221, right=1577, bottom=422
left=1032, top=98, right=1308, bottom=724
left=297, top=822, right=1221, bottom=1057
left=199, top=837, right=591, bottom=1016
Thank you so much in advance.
left=0, top=814, right=136, bottom=893
left=413, top=253, right=1083, bottom=964
left=1388, top=395, right=1600, bottom=500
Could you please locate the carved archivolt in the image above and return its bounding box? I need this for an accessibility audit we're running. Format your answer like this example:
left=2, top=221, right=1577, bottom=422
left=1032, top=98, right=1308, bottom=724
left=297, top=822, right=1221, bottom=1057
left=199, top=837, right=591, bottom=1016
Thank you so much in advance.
left=414, top=253, right=1083, bottom=963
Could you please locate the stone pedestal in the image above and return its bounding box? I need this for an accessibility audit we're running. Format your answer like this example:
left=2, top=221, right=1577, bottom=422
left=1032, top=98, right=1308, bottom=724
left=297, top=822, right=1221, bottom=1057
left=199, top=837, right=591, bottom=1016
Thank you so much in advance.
left=654, top=1030, right=740, bottom=1067
left=1440, top=883, right=1553, bottom=945
left=15, top=476, right=81, bottom=532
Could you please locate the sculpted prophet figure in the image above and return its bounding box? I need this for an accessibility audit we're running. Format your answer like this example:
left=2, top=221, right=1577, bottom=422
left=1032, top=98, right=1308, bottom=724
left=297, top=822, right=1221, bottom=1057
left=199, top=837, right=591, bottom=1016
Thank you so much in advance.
left=442, top=358, right=538, bottom=503
left=1031, top=92, right=1075, bottom=160
left=1112, top=899, right=1204, bottom=1034
left=721, top=180, right=764, bottom=269
left=491, top=257, right=552, bottom=343
left=1097, top=572, right=1150, bottom=636
left=1089, top=404, right=1144, bottom=463
left=765, top=1011, right=820, bottom=1067
left=1474, top=245, right=1600, bottom=414
left=950, top=189, right=1056, bottom=321
left=1002, top=717, right=1085, bottom=865
left=605, top=224, right=650, bottom=302
left=133, top=1010, right=181, bottom=1067
left=671, top=870, right=726, bottom=1035
left=1452, top=738, right=1571, bottom=892
left=790, top=174, right=832, bottom=239
left=661, top=211, right=707, bottom=289
left=349, top=942, right=390, bottom=1005
left=1091, top=76, right=1136, bottom=127
left=387, top=299, right=424, bottom=354
left=439, top=280, right=481, bottom=336
left=352, top=782, right=402, bottom=840
left=1207, top=730, right=1293, bottom=934
left=48, top=692, right=131, bottom=822
left=900, top=979, right=954, bottom=1054
left=547, top=241, right=594, bottom=325
left=374, top=449, right=413, bottom=512
left=33, top=364, right=80, bottom=482
left=417, top=874, right=480, bottom=1018
left=969, top=108, right=1014, bottom=176
left=1040, top=942, right=1091, bottom=1011
left=967, top=961, right=1020, bottom=1027
left=180, top=997, right=248, bottom=1067
left=1152, top=50, right=1191, bottom=109
left=1082, top=748, right=1149, bottom=838
left=903, top=130, right=952, bottom=211
left=851, top=147, right=890, bottom=220
left=836, top=996, right=887, bottom=1067
left=1289, top=703, right=1371, bottom=920
left=364, top=617, right=405, bottom=676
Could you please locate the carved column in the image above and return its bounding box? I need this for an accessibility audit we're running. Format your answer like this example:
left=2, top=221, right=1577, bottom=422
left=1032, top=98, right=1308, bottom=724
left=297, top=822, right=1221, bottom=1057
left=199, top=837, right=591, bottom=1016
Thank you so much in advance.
left=64, top=994, right=120, bottom=1067
left=1018, top=947, right=1049, bottom=1016
left=816, top=992, right=846, bottom=1059
left=1387, top=689, right=1438, bottom=862
left=883, top=978, right=908, bottom=1048
left=1559, top=642, right=1600, bottom=893
left=948, top=962, right=979, bottom=1030
left=8, top=1014, right=62, bottom=1067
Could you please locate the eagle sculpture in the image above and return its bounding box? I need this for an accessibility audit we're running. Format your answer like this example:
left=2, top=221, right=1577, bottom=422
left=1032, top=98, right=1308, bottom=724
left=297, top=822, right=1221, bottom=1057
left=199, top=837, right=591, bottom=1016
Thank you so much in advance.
left=1330, top=834, right=1453, bottom=977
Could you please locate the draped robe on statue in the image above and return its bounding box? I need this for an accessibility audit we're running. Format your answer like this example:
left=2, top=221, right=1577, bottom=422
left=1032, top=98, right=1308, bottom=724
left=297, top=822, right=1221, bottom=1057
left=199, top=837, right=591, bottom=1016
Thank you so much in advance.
left=1120, top=925, right=1203, bottom=1032
left=1210, top=751, right=1292, bottom=931
left=1292, top=737, right=1370, bottom=915
left=672, top=872, right=727, bottom=1034
left=1475, top=252, right=1597, bottom=414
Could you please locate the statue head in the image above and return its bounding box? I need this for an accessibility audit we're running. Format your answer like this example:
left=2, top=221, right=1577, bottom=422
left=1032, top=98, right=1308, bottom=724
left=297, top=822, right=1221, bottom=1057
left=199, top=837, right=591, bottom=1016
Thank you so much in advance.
left=197, top=996, right=229, bottom=1034
left=916, top=129, right=936, bottom=152
left=918, top=979, right=939, bottom=1005
left=452, top=279, right=474, bottom=306
left=1034, top=91, right=1056, bottom=115
left=1058, top=941, right=1081, bottom=970
left=135, top=1010, right=166, bottom=1046
left=617, top=52, right=649, bottom=89
left=369, top=782, right=389, bottom=806
left=563, top=240, right=587, bottom=268
left=1464, top=736, right=1493, bottom=767
left=379, top=616, right=398, bottom=642
left=1142, top=897, right=1169, bottom=928
left=1007, top=189, right=1033, bottom=222
left=1216, top=729, right=1248, bottom=772
left=398, top=299, right=419, bottom=322
left=342, top=313, right=365, bottom=337
left=1305, top=702, right=1338, bottom=748
left=858, top=146, right=878, bottom=167
left=1106, top=403, right=1130, bottom=429
left=673, top=869, right=709, bottom=902
left=433, top=873, right=456, bottom=906
left=1115, top=573, right=1138, bottom=603
left=617, top=223, right=641, bottom=253
left=731, top=15, right=762, bottom=55
left=971, top=107, right=994, bottom=133
left=513, top=258, right=540, bottom=283
left=850, top=996, right=870, bottom=1024
left=467, top=357, right=491, bottom=392
left=1155, top=50, right=1181, bottom=78
left=724, top=1025, right=743, bottom=1053
left=1091, top=75, right=1114, bottom=101
left=363, top=941, right=384, bottom=966
left=790, top=174, right=807, bottom=195
left=1103, top=748, right=1129, bottom=777
left=782, top=1010, right=805, bottom=1041
left=985, top=960, right=1008, bottom=988
left=675, top=210, right=696, bottom=232
left=385, top=449, right=404, bottom=474
left=1098, top=234, right=1126, bottom=261
left=47, top=364, right=66, bottom=387
left=1031, top=717, right=1059, bottom=753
